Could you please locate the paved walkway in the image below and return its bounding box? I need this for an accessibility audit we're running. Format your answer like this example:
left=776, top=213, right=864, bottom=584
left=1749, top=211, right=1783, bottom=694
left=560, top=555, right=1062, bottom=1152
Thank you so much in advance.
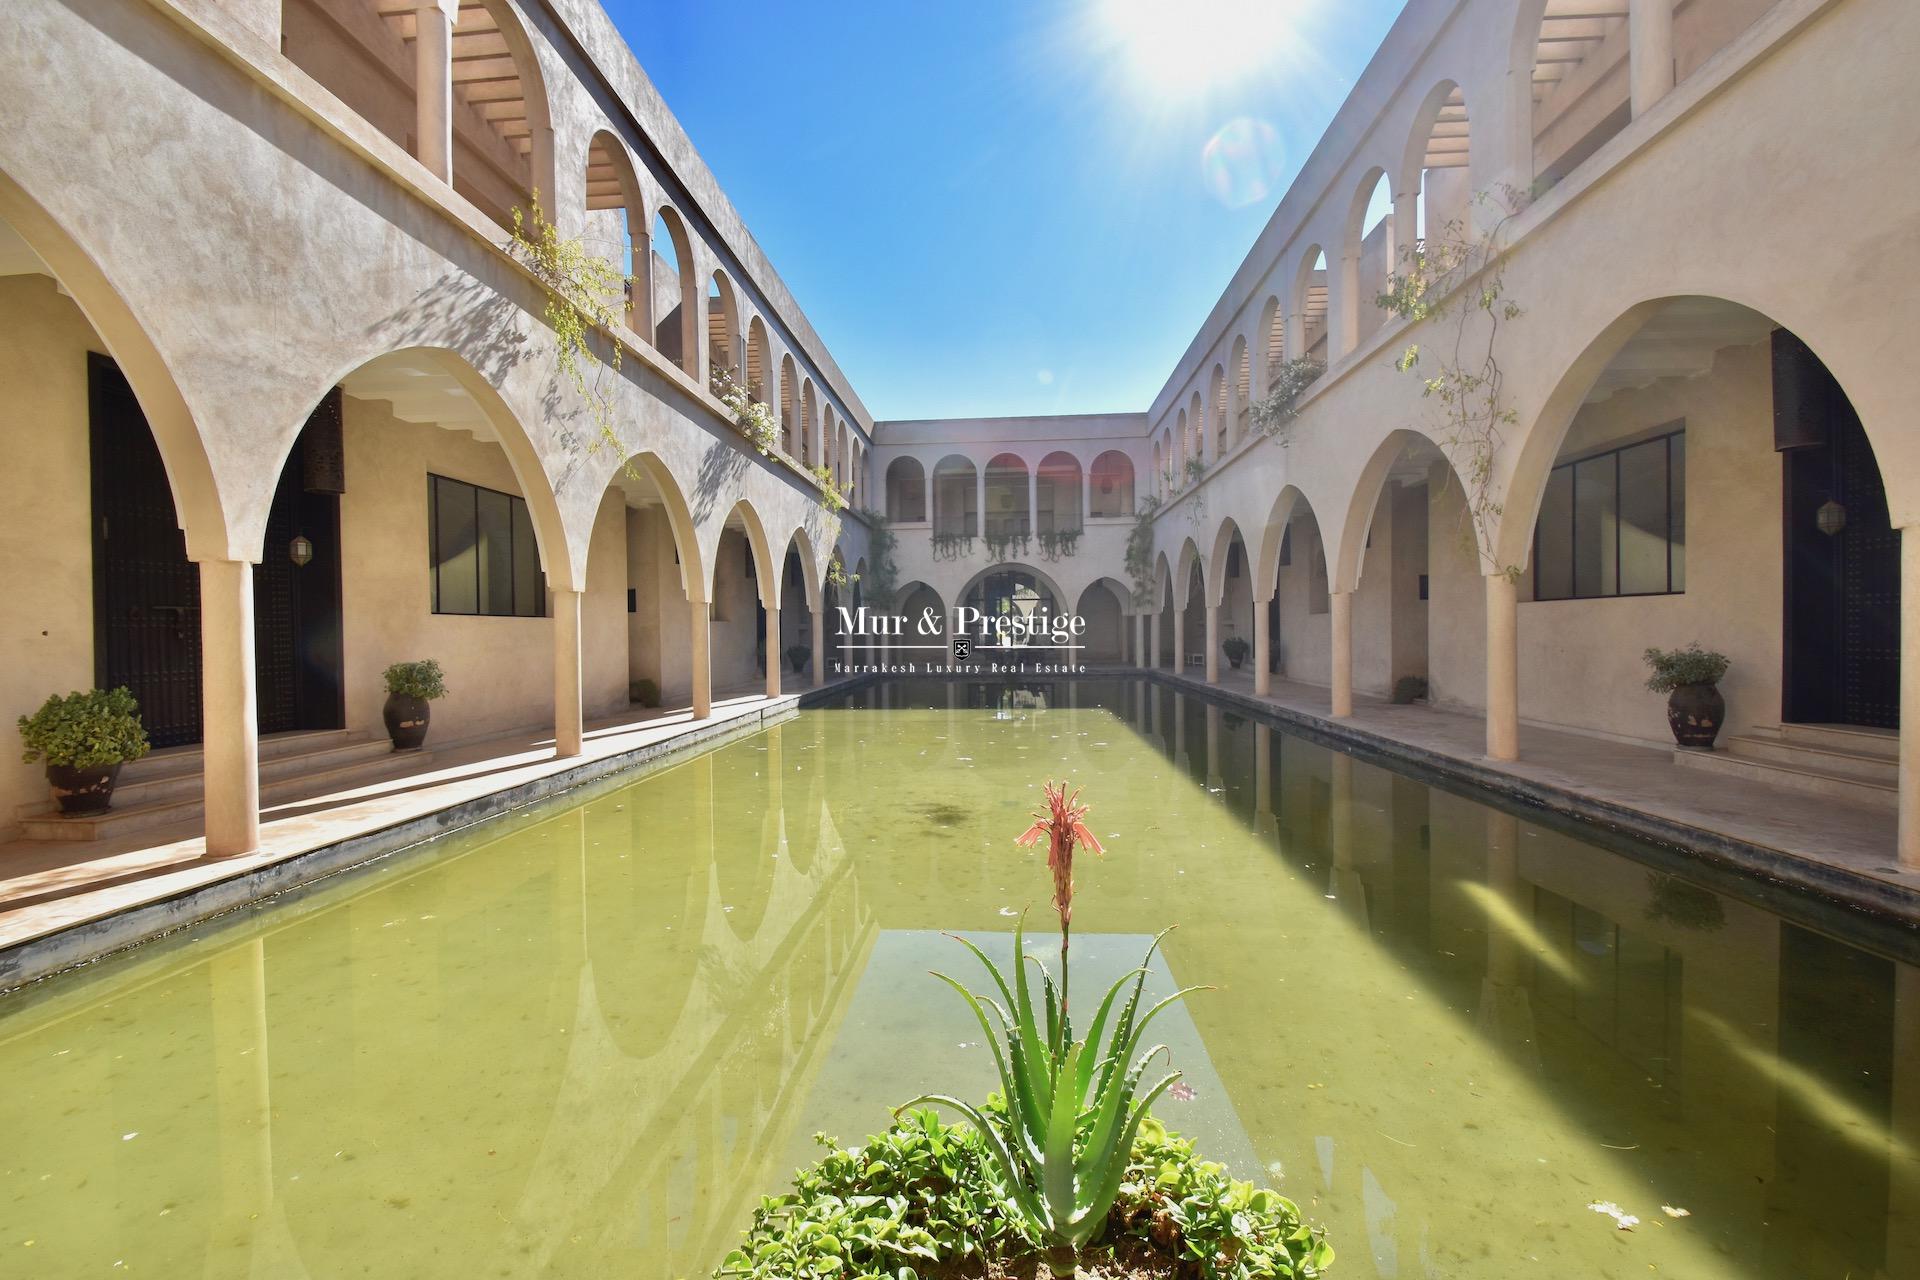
left=1147, top=664, right=1918, bottom=919
left=0, top=678, right=853, bottom=983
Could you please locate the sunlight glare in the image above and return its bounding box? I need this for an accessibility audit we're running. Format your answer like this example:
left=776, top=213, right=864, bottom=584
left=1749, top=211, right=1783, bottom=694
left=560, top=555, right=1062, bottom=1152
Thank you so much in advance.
left=1100, top=0, right=1304, bottom=94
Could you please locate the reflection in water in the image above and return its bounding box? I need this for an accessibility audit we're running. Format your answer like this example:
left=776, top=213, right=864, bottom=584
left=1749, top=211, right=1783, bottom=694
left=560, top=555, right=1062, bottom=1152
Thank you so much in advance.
left=0, top=681, right=1915, bottom=1279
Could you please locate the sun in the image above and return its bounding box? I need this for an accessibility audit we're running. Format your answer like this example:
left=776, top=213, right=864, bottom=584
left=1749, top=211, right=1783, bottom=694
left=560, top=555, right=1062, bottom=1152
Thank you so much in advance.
left=1097, top=0, right=1304, bottom=96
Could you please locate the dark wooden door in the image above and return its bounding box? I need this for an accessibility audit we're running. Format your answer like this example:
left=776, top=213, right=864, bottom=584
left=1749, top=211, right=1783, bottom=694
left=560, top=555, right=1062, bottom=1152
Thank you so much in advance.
left=90, top=357, right=344, bottom=746
left=90, top=355, right=204, bottom=747
left=1779, top=333, right=1900, bottom=728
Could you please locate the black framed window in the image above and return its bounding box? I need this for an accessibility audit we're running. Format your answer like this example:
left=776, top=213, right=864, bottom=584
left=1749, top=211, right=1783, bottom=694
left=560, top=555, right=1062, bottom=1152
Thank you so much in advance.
left=1533, top=428, right=1684, bottom=601
left=429, top=474, right=546, bottom=616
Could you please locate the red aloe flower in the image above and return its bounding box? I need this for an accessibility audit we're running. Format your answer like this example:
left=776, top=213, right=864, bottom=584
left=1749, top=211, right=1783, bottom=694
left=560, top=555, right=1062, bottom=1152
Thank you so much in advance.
left=1016, top=780, right=1105, bottom=931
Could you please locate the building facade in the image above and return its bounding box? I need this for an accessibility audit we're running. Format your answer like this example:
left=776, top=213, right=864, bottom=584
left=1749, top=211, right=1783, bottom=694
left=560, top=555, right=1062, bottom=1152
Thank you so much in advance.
left=1, top=0, right=1916, bottom=866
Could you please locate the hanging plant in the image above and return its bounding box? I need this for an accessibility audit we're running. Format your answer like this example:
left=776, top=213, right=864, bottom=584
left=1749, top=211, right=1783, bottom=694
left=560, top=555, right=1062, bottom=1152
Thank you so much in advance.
left=857, top=508, right=898, bottom=608
left=711, top=369, right=779, bottom=456
left=1124, top=497, right=1159, bottom=606
left=931, top=530, right=973, bottom=560
left=983, top=530, right=1030, bottom=562
left=1251, top=357, right=1327, bottom=442
left=1037, top=528, right=1080, bottom=561
left=508, top=193, right=629, bottom=463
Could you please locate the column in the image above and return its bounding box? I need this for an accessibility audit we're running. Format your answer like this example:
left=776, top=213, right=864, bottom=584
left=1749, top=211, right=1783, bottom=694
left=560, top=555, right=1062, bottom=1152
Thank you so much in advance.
left=199, top=559, right=259, bottom=857
left=1900, top=531, right=1920, bottom=868
left=1149, top=611, right=1162, bottom=671
left=1329, top=589, right=1353, bottom=718
left=1485, top=573, right=1519, bottom=761
left=924, top=470, right=935, bottom=528
left=1630, top=0, right=1676, bottom=118
left=690, top=604, right=712, bottom=720
left=1253, top=596, right=1272, bottom=697
left=764, top=601, right=782, bottom=698
left=1026, top=469, right=1038, bottom=540
left=1204, top=603, right=1220, bottom=684
left=1135, top=613, right=1148, bottom=669
left=1392, top=190, right=1417, bottom=265
left=810, top=605, right=826, bottom=688
left=413, top=1, right=457, bottom=183
left=975, top=467, right=987, bottom=541
left=553, top=588, right=585, bottom=756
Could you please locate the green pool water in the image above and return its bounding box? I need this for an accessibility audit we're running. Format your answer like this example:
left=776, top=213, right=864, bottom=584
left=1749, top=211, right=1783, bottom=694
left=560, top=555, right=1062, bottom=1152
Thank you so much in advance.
left=2, top=679, right=1915, bottom=1278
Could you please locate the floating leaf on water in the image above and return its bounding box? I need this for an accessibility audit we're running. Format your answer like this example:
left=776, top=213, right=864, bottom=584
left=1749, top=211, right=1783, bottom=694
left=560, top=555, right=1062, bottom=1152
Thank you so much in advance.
left=1661, top=1205, right=1691, bottom=1218
left=1587, top=1201, right=1639, bottom=1231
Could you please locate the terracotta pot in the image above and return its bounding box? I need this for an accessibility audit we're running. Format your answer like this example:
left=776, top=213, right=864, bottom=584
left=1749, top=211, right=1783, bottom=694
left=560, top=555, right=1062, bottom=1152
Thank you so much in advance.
left=384, top=692, right=431, bottom=751
left=47, top=762, right=123, bottom=815
left=1666, top=682, right=1725, bottom=749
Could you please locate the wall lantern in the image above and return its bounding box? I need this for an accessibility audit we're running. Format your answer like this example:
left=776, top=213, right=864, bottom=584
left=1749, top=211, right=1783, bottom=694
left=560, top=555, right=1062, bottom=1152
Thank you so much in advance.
left=1815, top=499, right=1848, bottom=537
left=289, top=533, right=315, bottom=567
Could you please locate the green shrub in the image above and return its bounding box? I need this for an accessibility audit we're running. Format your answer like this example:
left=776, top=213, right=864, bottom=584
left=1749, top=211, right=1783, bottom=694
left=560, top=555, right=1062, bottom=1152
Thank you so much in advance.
left=17, top=687, right=151, bottom=769
left=716, top=1107, right=1333, bottom=1279
left=1642, top=644, right=1730, bottom=692
left=382, top=660, right=447, bottom=700
left=629, top=678, right=660, bottom=708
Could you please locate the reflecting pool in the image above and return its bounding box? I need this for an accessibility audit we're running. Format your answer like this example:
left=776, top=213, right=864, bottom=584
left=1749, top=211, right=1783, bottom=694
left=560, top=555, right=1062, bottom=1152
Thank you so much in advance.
left=1, top=679, right=1916, bottom=1278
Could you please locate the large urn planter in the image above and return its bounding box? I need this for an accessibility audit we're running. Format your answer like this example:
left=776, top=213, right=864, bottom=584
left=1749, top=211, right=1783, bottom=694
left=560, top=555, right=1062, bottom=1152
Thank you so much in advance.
left=1221, top=636, right=1249, bottom=670
left=47, top=762, right=125, bottom=815
left=786, top=645, right=812, bottom=676
left=17, top=686, right=150, bottom=818
left=1644, top=644, right=1731, bottom=750
left=381, top=660, right=446, bottom=751
left=383, top=693, right=432, bottom=751
left=1665, top=682, right=1726, bottom=749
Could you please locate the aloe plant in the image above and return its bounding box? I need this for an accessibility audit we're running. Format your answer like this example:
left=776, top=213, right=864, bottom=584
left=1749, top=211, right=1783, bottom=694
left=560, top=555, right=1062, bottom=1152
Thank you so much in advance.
left=900, top=917, right=1204, bottom=1277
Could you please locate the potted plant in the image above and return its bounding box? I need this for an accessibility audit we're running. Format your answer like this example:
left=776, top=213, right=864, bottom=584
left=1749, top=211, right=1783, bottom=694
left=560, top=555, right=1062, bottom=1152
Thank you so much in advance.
left=17, top=686, right=151, bottom=815
left=1221, top=635, right=1250, bottom=669
left=382, top=660, right=446, bottom=751
left=785, top=643, right=811, bottom=676
left=1644, top=644, right=1731, bottom=748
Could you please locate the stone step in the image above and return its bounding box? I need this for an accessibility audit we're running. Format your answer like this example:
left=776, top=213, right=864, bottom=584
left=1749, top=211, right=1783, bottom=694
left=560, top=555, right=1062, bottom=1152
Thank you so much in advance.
left=1672, top=745, right=1897, bottom=809
left=1720, top=733, right=1899, bottom=787
left=17, top=746, right=434, bottom=842
left=15, top=733, right=398, bottom=818
left=1745, top=721, right=1900, bottom=760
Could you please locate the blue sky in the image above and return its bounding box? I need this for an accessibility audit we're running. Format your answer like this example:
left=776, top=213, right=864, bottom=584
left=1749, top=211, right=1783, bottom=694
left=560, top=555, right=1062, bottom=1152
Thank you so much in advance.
left=604, top=0, right=1406, bottom=422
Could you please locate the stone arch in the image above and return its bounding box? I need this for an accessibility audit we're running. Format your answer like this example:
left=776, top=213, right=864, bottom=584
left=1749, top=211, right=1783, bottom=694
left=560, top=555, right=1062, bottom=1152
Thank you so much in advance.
left=1037, top=451, right=1082, bottom=533
left=932, top=453, right=977, bottom=536
left=1336, top=427, right=1478, bottom=594
left=782, top=524, right=824, bottom=612
left=745, top=315, right=772, bottom=401
left=1209, top=363, right=1228, bottom=458
left=886, top=456, right=927, bottom=522
left=1173, top=536, right=1205, bottom=611
left=800, top=377, right=817, bottom=464
left=1342, top=164, right=1394, bottom=349
left=610, top=449, right=705, bottom=602
left=320, top=345, right=575, bottom=588
left=1259, top=293, right=1285, bottom=392
left=707, top=268, right=741, bottom=383
left=956, top=561, right=1070, bottom=626
left=1074, top=578, right=1130, bottom=661
left=1206, top=517, right=1249, bottom=607
left=1187, top=391, right=1205, bottom=467
left=1293, top=244, right=1329, bottom=356
left=984, top=452, right=1030, bottom=537
left=1174, top=409, right=1188, bottom=472
left=718, top=498, right=778, bottom=607
left=1089, top=450, right=1134, bottom=517
left=0, top=170, right=227, bottom=559
left=650, top=205, right=699, bottom=376
left=1230, top=335, right=1251, bottom=445
left=1253, top=484, right=1327, bottom=593
left=1401, top=80, right=1472, bottom=240
left=778, top=353, right=798, bottom=455
left=582, top=129, right=648, bottom=337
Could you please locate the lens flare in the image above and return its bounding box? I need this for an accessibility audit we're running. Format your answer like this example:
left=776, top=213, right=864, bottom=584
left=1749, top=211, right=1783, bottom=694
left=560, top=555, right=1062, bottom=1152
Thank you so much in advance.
left=1201, top=117, right=1285, bottom=208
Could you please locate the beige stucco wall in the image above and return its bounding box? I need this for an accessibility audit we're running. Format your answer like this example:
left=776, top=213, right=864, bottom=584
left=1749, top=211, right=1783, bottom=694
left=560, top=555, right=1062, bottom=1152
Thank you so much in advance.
left=0, top=275, right=102, bottom=836
left=1510, top=340, right=1780, bottom=745
left=339, top=399, right=623, bottom=746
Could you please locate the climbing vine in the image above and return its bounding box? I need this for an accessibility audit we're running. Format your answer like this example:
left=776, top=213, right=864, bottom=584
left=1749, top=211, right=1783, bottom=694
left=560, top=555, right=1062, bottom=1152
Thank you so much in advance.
left=810, top=464, right=849, bottom=513
left=1376, top=184, right=1530, bottom=579
left=857, top=509, right=898, bottom=607
left=509, top=193, right=629, bottom=462
left=1250, top=356, right=1327, bottom=441
left=712, top=370, right=779, bottom=456
left=1124, top=495, right=1161, bottom=606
